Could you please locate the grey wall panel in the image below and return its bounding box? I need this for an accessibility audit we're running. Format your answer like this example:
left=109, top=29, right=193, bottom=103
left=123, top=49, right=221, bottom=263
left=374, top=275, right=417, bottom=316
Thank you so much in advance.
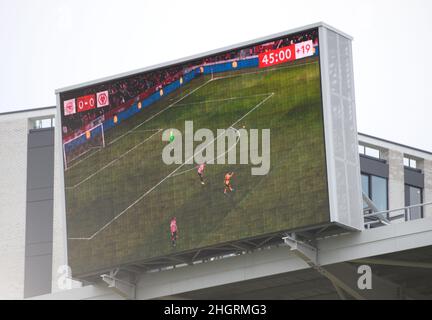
left=24, top=254, right=53, bottom=298
left=404, top=168, right=424, bottom=188
left=27, top=187, right=53, bottom=203
left=25, top=242, right=52, bottom=257
left=360, top=155, right=389, bottom=178
left=25, top=200, right=54, bottom=244
left=26, top=146, right=54, bottom=190
left=28, top=128, right=55, bottom=148
left=24, top=128, right=54, bottom=298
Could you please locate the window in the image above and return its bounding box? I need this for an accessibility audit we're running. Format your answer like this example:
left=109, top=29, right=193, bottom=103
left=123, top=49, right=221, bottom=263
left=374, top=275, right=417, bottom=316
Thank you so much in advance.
left=405, top=184, right=423, bottom=220
left=365, top=146, right=380, bottom=159
left=32, top=117, right=55, bottom=130
left=359, top=144, right=380, bottom=159
left=371, top=176, right=388, bottom=211
left=404, top=157, right=417, bottom=169
left=362, top=173, right=388, bottom=212
left=361, top=174, right=369, bottom=209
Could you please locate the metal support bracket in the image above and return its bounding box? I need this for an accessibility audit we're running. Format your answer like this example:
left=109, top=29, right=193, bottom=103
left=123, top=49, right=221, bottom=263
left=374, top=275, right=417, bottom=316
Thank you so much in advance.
left=283, top=234, right=364, bottom=300
left=363, top=192, right=390, bottom=226
left=283, top=234, right=318, bottom=267
left=101, top=268, right=136, bottom=300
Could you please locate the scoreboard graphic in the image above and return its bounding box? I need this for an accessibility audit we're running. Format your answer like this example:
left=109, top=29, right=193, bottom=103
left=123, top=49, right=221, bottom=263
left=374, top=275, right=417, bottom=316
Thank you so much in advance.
left=258, top=40, right=314, bottom=68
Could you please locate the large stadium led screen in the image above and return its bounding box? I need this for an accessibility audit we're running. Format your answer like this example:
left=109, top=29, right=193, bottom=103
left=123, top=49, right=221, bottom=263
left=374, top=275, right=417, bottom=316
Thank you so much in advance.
left=59, top=28, right=333, bottom=277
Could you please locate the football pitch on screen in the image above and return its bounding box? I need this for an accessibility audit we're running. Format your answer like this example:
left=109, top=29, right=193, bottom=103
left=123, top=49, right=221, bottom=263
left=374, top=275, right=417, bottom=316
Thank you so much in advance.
left=65, top=59, right=330, bottom=276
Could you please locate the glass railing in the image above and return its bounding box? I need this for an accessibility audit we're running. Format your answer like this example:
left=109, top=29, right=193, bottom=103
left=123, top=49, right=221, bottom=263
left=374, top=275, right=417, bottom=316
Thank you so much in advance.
left=364, top=202, right=432, bottom=229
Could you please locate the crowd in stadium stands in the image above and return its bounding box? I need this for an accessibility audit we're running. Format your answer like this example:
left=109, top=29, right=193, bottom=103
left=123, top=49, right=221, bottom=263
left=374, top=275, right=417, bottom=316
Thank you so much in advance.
left=108, top=65, right=184, bottom=106
left=62, top=65, right=184, bottom=137
left=63, top=30, right=318, bottom=140
left=277, top=28, right=319, bottom=48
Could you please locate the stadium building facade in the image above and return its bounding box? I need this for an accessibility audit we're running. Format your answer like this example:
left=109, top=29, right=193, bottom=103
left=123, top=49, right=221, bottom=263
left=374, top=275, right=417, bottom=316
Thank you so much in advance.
left=1, top=108, right=432, bottom=300
left=0, top=23, right=432, bottom=300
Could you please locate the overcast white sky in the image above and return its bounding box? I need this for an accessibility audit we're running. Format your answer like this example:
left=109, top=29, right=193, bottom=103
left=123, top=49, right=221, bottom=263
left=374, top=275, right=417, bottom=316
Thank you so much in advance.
left=0, top=0, right=431, bottom=151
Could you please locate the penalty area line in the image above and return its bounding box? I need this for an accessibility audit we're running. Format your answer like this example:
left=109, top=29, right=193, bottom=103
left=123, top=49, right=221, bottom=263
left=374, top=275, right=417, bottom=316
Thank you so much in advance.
left=66, top=147, right=103, bottom=171
left=212, top=61, right=317, bottom=82
left=65, top=129, right=161, bottom=172
left=174, top=93, right=271, bottom=108
left=107, top=78, right=214, bottom=146
left=66, top=129, right=162, bottom=190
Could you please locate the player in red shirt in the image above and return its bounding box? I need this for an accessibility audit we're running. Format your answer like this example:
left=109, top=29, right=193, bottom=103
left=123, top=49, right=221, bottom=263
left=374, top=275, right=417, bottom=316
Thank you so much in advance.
left=170, top=217, right=178, bottom=247
left=224, top=172, right=235, bottom=194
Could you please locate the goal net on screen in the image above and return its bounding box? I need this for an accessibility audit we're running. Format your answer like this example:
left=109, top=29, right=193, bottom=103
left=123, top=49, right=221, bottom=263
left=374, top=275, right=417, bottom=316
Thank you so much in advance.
left=63, top=122, right=105, bottom=170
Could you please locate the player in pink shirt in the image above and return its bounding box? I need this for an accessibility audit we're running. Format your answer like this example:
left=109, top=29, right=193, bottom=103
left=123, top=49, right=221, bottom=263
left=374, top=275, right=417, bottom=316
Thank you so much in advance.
left=197, top=162, right=206, bottom=185
left=170, top=217, right=178, bottom=247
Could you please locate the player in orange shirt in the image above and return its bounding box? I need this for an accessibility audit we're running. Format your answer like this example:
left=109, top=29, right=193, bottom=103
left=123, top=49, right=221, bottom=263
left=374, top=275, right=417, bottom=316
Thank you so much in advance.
left=224, top=172, right=235, bottom=194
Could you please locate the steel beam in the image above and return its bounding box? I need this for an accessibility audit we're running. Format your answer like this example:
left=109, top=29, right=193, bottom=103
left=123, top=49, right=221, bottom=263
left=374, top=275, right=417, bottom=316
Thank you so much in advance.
left=351, top=258, right=432, bottom=270
left=101, top=269, right=136, bottom=300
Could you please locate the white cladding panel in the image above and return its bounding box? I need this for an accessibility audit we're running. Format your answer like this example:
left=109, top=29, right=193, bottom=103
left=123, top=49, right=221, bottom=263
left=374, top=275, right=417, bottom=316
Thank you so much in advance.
left=319, top=26, right=363, bottom=230
left=0, top=118, right=28, bottom=299
left=0, top=108, right=56, bottom=299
